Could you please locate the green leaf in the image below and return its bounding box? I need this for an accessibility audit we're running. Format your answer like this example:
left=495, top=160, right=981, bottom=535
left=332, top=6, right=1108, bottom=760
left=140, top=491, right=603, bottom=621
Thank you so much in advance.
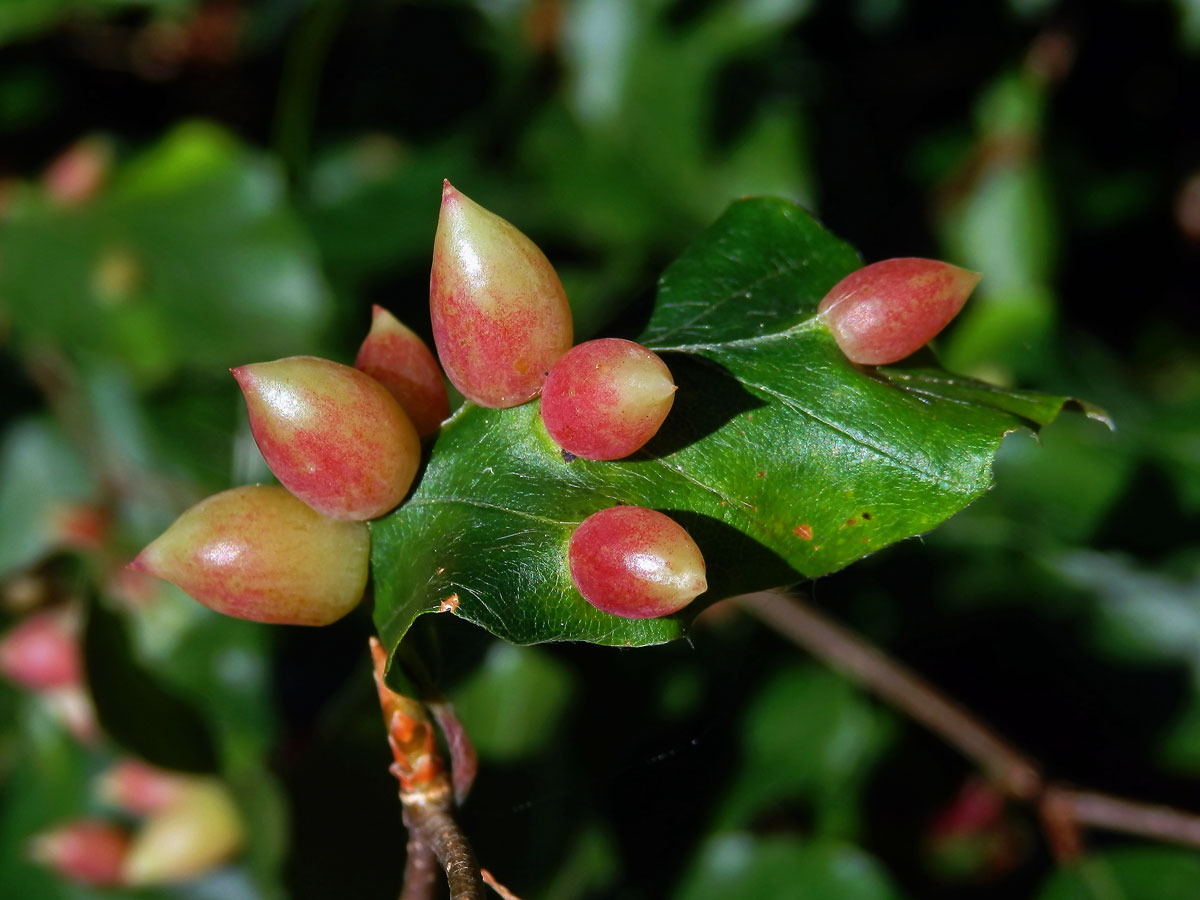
left=0, top=417, right=95, bottom=577
left=0, top=2, right=197, bottom=46
left=715, top=664, right=894, bottom=835
left=449, top=643, right=574, bottom=761
left=1054, top=551, right=1200, bottom=675
left=372, top=197, right=1096, bottom=657
left=0, top=122, right=330, bottom=386
left=672, top=834, right=904, bottom=900
left=1036, top=848, right=1200, bottom=900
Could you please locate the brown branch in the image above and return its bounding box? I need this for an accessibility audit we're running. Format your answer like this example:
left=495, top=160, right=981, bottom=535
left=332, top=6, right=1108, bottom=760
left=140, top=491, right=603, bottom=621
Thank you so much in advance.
left=737, top=590, right=1200, bottom=856
left=398, top=825, right=438, bottom=900
left=1047, top=788, right=1200, bottom=850
left=371, top=638, right=485, bottom=900
left=737, top=590, right=1042, bottom=800
left=402, top=785, right=483, bottom=900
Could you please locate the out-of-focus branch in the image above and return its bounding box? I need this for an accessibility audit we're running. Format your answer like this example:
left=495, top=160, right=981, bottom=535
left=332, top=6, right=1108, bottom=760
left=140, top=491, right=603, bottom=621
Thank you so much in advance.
left=398, top=828, right=437, bottom=900
left=738, top=590, right=1041, bottom=799
left=738, top=590, right=1200, bottom=858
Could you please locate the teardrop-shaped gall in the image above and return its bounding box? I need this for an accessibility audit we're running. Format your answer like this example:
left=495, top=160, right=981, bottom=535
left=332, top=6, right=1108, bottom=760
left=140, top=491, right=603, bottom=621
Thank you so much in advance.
left=568, top=506, right=707, bottom=619
left=233, top=356, right=420, bottom=520
left=818, top=258, right=981, bottom=365
left=0, top=607, right=82, bottom=691
left=29, top=820, right=130, bottom=887
left=541, top=338, right=675, bottom=460
left=430, top=181, right=573, bottom=408
left=97, top=759, right=192, bottom=816
left=122, top=780, right=244, bottom=886
left=355, top=305, right=450, bottom=436
left=129, top=485, right=369, bottom=626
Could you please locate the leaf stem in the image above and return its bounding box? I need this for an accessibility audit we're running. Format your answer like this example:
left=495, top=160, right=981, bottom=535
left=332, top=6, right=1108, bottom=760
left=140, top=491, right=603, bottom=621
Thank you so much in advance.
left=738, top=590, right=1200, bottom=857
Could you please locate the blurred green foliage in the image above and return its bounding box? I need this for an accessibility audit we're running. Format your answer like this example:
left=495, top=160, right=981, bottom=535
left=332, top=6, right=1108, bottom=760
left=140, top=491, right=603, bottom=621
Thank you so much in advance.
left=1, top=0, right=1198, bottom=898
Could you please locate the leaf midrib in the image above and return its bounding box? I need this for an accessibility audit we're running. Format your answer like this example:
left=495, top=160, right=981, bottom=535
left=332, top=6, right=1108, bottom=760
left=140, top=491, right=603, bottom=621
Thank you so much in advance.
left=644, top=254, right=820, bottom=345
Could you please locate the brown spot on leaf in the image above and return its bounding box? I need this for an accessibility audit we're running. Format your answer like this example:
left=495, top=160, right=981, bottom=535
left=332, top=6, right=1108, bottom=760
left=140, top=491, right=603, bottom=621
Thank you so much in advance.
left=438, top=593, right=460, bottom=613
left=756, top=470, right=766, bottom=479
left=846, top=517, right=858, bottom=527
left=793, top=524, right=814, bottom=540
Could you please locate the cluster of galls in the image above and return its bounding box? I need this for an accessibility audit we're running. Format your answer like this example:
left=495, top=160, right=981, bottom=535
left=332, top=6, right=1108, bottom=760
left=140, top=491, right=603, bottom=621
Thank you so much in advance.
left=432, top=183, right=701, bottom=619
left=132, top=182, right=703, bottom=624
left=0, top=611, right=245, bottom=887
left=133, top=183, right=981, bottom=627
left=28, top=759, right=243, bottom=888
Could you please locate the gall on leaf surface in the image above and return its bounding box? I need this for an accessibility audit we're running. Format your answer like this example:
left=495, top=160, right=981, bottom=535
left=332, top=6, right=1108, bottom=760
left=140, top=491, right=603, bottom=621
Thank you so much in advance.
left=371, top=198, right=1104, bottom=660
left=569, top=506, right=707, bottom=619
left=541, top=338, right=676, bottom=460
left=818, top=257, right=981, bottom=365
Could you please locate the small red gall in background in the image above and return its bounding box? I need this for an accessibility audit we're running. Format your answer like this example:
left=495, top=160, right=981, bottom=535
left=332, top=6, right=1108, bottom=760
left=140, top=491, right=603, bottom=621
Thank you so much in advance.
left=0, top=607, right=82, bottom=691
left=42, top=136, right=113, bottom=207
left=568, top=506, right=707, bottom=619
left=355, top=305, right=450, bottom=436
left=818, top=258, right=981, bottom=365
left=541, top=338, right=676, bottom=460
left=29, top=820, right=130, bottom=887
left=97, top=759, right=191, bottom=816
left=430, top=180, right=573, bottom=408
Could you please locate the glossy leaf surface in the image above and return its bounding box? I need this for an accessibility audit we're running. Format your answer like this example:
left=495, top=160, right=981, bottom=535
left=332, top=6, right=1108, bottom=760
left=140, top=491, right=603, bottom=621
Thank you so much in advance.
left=372, top=198, right=1098, bottom=657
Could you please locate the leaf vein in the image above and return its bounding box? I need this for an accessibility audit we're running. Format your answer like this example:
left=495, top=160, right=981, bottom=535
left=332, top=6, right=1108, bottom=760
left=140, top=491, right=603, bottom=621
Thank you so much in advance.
left=403, top=496, right=575, bottom=528
left=732, top=378, right=969, bottom=492
left=646, top=255, right=811, bottom=344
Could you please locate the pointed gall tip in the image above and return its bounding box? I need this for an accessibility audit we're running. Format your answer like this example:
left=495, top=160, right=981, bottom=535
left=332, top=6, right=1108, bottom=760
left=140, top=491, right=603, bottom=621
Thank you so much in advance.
left=370, top=303, right=385, bottom=319
left=441, top=179, right=456, bottom=202
left=127, top=540, right=164, bottom=577
left=29, top=821, right=130, bottom=887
